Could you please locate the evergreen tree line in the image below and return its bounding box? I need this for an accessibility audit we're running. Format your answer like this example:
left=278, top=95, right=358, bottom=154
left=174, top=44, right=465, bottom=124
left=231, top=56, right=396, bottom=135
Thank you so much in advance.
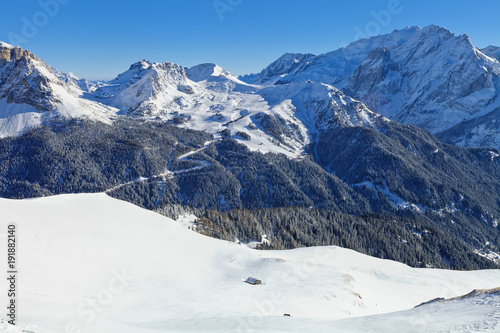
left=160, top=206, right=497, bottom=270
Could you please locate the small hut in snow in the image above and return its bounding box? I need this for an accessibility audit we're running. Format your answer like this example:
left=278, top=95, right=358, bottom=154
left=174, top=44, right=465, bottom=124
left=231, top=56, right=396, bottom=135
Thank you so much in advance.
left=244, top=277, right=262, bottom=285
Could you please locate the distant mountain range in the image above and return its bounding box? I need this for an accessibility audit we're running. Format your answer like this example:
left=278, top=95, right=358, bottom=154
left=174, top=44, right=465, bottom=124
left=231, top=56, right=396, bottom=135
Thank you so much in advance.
left=0, top=25, right=499, bottom=269
left=2, top=25, right=500, bottom=149
left=240, top=25, right=500, bottom=149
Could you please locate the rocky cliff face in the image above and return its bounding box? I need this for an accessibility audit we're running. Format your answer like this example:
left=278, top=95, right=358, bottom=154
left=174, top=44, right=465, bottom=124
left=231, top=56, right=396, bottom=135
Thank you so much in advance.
left=0, top=43, right=63, bottom=111
left=0, top=43, right=117, bottom=138
left=345, top=26, right=500, bottom=135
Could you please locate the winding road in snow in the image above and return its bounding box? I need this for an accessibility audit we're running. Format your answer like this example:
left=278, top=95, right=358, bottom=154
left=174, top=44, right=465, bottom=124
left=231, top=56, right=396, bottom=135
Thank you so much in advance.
left=105, top=137, right=215, bottom=195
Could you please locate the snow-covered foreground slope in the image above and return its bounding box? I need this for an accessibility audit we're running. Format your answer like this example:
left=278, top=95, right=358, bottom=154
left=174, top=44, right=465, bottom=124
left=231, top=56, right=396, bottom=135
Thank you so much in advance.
left=0, top=193, right=499, bottom=333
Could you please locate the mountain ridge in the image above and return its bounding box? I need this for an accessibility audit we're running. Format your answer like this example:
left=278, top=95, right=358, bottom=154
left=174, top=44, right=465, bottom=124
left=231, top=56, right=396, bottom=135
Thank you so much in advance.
left=0, top=42, right=117, bottom=138
left=240, top=25, right=500, bottom=149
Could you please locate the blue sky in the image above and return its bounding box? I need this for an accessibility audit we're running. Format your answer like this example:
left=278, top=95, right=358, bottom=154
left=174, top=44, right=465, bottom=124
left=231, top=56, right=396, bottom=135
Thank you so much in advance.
left=1, top=0, right=499, bottom=80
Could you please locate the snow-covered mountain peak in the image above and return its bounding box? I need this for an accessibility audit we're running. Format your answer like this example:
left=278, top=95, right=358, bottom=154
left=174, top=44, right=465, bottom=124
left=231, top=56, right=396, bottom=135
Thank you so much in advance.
left=346, top=25, right=420, bottom=50
left=244, top=24, right=500, bottom=147
left=134, top=58, right=152, bottom=69
left=265, top=52, right=316, bottom=73
left=344, top=25, right=500, bottom=134
left=186, top=63, right=236, bottom=82
left=0, top=41, right=14, bottom=49
left=53, top=68, right=106, bottom=94
left=91, top=59, right=195, bottom=116
left=420, top=24, right=453, bottom=37
left=239, top=52, right=315, bottom=85
left=110, top=59, right=162, bottom=84
left=0, top=45, right=117, bottom=137
left=111, top=59, right=185, bottom=85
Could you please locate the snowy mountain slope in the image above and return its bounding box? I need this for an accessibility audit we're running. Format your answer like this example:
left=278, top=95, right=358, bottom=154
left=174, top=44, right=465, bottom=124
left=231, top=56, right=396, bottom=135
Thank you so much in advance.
left=437, top=107, right=500, bottom=149
left=92, top=60, right=199, bottom=116
left=0, top=42, right=117, bottom=138
left=258, top=81, right=387, bottom=134
left=54, top=69, right=106, bottom=94
left=481, top=45, right=500, bottom=62
left=250, top=25, right=500, bottom=148
left=345, top=25, right=500, bottom=134
left=239, top=53, right=316, bottom=85
left=219, top=288, right=500, bottom=333
left=0, top=193, right=498, bottom=333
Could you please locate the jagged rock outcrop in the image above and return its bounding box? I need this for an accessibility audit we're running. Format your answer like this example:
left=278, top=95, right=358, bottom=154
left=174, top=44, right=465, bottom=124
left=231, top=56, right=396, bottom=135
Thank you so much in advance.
left=0, top=42, right=117, bottom=138
left=0, top=43, right=62, bottom=111
left=92, top=60, right=198, bottom=116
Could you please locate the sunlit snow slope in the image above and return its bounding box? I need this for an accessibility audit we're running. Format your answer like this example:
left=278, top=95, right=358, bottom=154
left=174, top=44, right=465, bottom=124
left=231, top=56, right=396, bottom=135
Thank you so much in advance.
left=0, top=194, right=499, bottom=333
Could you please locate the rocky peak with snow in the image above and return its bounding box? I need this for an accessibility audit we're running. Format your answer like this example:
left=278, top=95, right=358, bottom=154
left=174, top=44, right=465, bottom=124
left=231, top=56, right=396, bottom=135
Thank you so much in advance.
left=186, top=63, right=236, bottom=82
left=0, top=42, right=117, bottom=137
left=0, top=43, right=64, bottom=111
left=54, top=70, right=106, bottom=94
left=0, top=41, right=13, bottom=49
left=246, top=25, right=500, bottom=148
left=344, top=25, right=500, bottom=135
left=239, top=52, right=316, bottom=85
left=92, top=60, right=195, bottom=116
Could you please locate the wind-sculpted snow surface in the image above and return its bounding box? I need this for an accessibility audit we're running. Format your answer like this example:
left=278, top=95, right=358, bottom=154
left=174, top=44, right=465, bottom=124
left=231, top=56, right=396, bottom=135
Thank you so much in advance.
left=0, top=193, right=499, bottom=333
